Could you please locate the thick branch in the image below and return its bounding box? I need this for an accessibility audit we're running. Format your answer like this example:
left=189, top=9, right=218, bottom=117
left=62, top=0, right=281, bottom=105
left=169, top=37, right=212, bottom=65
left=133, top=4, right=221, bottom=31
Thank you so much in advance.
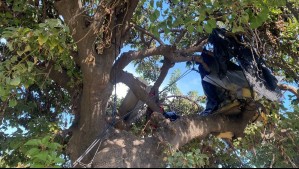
left=117, top=70, right=162, bottom=113
left=93, top=102, right=257, bottom=168
left=155, top=111, right=253, bottom=149
left=278, top=83, right=299, bottom=99
left=118, top=0, right=139, bottom=38
left=113, top=45, right=176, bottom=71
left=88, top=0, right=117, bottom=40
left=112, top=44, right=210, bottom=86
left=113, top=33, right=209, bottom=73
left=150, top=58, right=174, bottom=101
left=54, top=0, right=88, bottom=43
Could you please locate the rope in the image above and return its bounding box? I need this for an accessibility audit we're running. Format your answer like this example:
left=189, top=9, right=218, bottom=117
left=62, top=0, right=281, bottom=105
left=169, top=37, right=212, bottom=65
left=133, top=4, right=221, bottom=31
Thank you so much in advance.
left=112, top=28, right=118, bottom=125
left=159, top=68, right=193, bottom=94
left=72, top=68, right=194, bottom=167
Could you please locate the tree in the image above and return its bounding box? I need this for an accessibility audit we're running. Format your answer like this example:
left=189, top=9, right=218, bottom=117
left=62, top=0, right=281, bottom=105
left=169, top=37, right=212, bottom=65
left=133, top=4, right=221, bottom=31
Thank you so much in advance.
left=0, top=0, right=298, bottom=168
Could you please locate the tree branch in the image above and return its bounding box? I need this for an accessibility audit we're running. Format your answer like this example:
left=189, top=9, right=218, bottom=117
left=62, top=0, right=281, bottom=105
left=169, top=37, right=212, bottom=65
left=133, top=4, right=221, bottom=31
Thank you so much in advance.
left=163, top=95, right=201, bottom=111
left=153, top=101, right=256, bottom=149
left=174, top=30, right=187, bottom=44
left=278, top=83, right=299, bottom=99
left=93, top=101, right=257, bottom=168
left=113, top=45, right=176, bottom=72
left=112, top=43, right=210, bottom=86
left=117, top=70, right=162, bottom=113
left=38, top=61, right=74, bottom=94
left=119, top=0, right=139, bottom=37
left=132, top=23, right=165, bottom=45
left=175, top=37, right=208, bottom=54
left=150, top=58, right=174, bottom=102
left=0, top=0, right=9, bottom=12
left=54, top=0, right=89, bottom=43
left=286, top=2, right=299, bottom=21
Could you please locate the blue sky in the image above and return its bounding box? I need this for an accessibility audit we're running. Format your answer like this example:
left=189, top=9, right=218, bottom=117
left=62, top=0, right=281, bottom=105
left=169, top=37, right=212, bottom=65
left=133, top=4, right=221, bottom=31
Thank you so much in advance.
left=125, top=62, right=203, bottom=95
left=115, top=44, right=205, bottom=100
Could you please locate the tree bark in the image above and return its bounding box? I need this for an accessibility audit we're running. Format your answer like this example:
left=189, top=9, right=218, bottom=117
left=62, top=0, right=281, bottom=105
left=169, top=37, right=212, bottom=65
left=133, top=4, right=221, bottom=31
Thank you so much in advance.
left=92, top=101, right=257, bottom=168
left=53, top=0, right=139, bottom=165
left=67, top=47, right=115, bottom=163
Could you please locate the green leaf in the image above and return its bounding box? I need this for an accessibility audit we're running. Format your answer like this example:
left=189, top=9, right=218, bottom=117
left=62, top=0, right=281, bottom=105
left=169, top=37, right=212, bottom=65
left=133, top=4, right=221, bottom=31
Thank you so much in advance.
left=24, top=45, right=31, bottom=53
left=196, top=25, right=203, bottom=33
left=46, top=19, right=61, bottom=28
left=34, top=151, right=49, bottom=162
left=49, top=38, right=59, bottom=50
left=150, top=0, right=154, bottom=7
left=26, top=148, right=40, bottom=156
left=39, top=23, right=47, bottom=28
left=187, top=25, right=194, bottom=33
left=58, top=45, right=64, bottom=54
left=0, top=86, right=7, bottom=97
left=240, top=13, right=249, bottom=23
left=25, top=139, right=41, bottom=146
left=151, top=9, right=160, bottom=21
left=204, top=19, right=216, bottom=33
left=259, top=6, right=269, bottom=22
left=41, top=135, right=51, bottom=144
left=8, top=99, right=17, bottom=107
left=17, top=50, right=24, bottom=56
left=27, top=61, right=34, bottom=72
left=207, top=19, right=216, bottom=28
left=53, top=157, right=65, bottom=164
left=232, top=25, right=244, bottom=33
left=156, top=1, right=162, bottom=8
left=250, top=17, right=262, bottom=29
left=172, top=0, right=179, bottom=4
left=48, top=143, right=61, bottom=150
left=38, top=34, right=48, bottom=46
left=10, top=77, right=21, bottom=86
left=31, top=164, right=45, bottom=168
left=204, top=24, right=212, bottom=33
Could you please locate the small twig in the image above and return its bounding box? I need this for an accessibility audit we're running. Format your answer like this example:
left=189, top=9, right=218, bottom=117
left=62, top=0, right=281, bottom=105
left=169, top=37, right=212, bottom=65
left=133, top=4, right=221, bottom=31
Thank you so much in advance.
left=174, top=30, right=187, bottom=44
left=163, top=95, right=201, bottom=111
left=131, top=23, right=165, bottom=45
left=279, top=146, right=298, bottom=168
left=41, top=62, right=53, bottom=89
left=270, top=154, right=275, bottom=168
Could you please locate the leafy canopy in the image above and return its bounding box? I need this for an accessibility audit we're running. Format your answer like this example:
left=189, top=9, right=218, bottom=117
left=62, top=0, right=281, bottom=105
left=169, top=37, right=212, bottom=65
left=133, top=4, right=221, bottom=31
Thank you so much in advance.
left=0, top=0, right=299, bottom=168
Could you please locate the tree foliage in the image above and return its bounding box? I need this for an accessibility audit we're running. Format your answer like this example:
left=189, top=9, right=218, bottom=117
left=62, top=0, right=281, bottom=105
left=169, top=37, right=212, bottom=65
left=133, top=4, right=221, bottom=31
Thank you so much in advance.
left=0, top=0, right=298, bottom=168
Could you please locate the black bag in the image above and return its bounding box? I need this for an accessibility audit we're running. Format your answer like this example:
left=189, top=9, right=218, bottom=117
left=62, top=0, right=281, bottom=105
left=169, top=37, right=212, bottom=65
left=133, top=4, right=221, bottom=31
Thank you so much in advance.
left=207, top=28, right=281, bottom=101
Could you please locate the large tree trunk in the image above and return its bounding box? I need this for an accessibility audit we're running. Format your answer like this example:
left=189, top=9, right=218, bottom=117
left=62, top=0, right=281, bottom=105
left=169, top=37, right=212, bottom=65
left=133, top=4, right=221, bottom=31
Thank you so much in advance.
left=67, top=46, right=115, bottom=163
left=53, top=0, right=139, bottom=165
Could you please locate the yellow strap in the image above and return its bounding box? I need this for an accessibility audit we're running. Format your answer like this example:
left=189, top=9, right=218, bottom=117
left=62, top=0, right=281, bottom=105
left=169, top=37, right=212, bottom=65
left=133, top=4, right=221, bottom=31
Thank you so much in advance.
left=216, top=132, right=234, bottom=139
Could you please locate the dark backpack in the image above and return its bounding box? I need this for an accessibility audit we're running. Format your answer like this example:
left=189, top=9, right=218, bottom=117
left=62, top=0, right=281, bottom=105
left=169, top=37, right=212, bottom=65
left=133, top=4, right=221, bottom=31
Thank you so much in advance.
left=207, top=28, right=281, bottom=101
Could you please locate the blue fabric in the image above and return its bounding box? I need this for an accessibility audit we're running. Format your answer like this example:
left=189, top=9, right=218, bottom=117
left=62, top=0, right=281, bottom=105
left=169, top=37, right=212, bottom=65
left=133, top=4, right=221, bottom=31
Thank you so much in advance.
left=200, top=80, right=220, bottom=116
left=163, top=111, right=180, bottom=121
left=197, top=49, right=221, bottom=116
